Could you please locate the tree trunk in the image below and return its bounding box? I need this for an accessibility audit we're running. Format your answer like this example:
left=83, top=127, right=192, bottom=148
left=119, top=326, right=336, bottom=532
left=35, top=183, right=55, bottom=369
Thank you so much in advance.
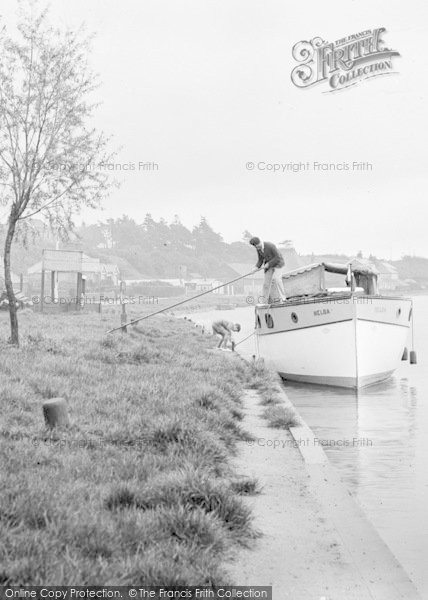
left=3, top=215, right=19, bottom=346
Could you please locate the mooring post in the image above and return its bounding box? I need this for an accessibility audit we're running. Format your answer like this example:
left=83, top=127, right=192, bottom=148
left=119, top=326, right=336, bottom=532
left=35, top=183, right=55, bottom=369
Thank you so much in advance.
left=40, top=268, right=45, bottom=313
left=119, top=279, right=128, bottom=332
left=42, top=398, right=69, bottom=428
left=51, top=270, right=56, bottom=302
left=121, top=302, right=128, bottom=332
left=76, top=272, right=83, bottom=306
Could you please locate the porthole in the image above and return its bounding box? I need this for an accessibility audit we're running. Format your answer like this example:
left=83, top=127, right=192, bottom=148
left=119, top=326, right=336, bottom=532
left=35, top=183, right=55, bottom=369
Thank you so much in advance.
left=291, top=312, right=298, bottom=323
left=265, top=313, right=274, bottom=328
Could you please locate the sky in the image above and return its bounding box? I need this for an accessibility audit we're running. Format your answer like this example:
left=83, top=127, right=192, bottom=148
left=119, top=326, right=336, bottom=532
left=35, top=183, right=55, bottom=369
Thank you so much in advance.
left=1, top=0, right=427, bottom=258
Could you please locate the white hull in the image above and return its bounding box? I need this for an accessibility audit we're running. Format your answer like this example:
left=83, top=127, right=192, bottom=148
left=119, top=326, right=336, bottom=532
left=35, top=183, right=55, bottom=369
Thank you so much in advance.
left=255, top=295, right=411, bottom=389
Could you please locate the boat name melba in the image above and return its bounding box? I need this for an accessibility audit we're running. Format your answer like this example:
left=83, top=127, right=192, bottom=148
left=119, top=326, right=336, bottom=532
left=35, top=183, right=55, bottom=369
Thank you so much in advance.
left=314, top=308, right=330, bottom=316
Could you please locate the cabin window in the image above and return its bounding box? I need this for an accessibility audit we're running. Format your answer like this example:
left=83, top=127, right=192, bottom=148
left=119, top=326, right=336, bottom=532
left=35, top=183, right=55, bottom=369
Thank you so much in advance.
left=291, top=312, right=298, bottom=324
left=397, top=308, right=401, bottom=318
left=409, top=307, right=412, bottom=321
left=265, top=313, right=274, bottom=328
left=255, top=315, right=261, bottom=329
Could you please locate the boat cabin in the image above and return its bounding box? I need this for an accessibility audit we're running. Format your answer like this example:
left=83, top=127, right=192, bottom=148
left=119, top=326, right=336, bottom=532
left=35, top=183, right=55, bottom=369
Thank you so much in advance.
left=282, top=262, right=379, bottom=299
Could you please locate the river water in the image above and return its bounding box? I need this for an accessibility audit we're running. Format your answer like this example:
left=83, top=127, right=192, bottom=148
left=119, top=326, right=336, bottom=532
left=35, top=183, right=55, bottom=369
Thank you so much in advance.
left=188, top=296, right=428, bottom=596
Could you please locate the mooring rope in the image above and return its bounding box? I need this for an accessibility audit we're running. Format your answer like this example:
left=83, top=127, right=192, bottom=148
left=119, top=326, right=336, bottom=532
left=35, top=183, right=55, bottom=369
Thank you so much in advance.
left=107, top=268, right=262, bottom=334
left=234, top=331, right=255, bottom=347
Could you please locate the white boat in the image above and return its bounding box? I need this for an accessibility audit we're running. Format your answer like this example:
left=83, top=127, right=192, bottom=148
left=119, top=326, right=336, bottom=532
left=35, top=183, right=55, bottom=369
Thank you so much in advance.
left=255, top=262, right=413, bottom=389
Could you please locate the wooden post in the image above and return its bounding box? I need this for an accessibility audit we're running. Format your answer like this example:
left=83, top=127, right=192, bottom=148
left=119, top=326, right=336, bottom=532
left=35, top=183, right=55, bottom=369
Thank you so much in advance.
left=51, top=270, right=57, bottom=302
left=43, top=398, right=69, bottom=428
left=81, top=276, right=86, bottom=308
left=121, top=302, right=128, bottom=332
left=40, top=269, right=45, bottom=313
left=76, top=272, right=83, bottom=306
left=120, top=280, right=127, bottom=332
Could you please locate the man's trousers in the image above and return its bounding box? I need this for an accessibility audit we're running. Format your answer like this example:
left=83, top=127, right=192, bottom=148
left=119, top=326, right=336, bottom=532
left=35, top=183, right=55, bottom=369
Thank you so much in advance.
left=262, top=267, right=285, bottom=303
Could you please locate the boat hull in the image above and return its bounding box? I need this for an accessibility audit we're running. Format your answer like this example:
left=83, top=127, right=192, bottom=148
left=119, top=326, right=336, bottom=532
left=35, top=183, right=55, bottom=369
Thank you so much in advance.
left=255, top=295, right=411, bottom=389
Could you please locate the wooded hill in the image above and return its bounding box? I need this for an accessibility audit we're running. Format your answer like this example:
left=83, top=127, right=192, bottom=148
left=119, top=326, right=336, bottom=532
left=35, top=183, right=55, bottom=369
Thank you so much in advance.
left=2, top=215, right=428, bottom=287
left=0, top=216, right=255, bottom=280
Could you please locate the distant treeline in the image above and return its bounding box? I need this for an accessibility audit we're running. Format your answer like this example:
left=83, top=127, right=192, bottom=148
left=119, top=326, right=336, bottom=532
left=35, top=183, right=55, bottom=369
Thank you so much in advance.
left=78, top=215, right=255, bottom=279
left=1, top=215, right=255, bottom=280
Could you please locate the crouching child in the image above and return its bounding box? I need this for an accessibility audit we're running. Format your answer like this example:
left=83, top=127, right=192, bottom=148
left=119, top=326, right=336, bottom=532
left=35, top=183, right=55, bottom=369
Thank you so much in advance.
left=212, top=320, right=241, bottom=349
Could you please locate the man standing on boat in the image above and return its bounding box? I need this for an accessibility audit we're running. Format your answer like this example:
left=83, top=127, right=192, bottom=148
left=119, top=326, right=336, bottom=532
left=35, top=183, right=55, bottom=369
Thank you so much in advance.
left=249, top=237, right=286, bottom=303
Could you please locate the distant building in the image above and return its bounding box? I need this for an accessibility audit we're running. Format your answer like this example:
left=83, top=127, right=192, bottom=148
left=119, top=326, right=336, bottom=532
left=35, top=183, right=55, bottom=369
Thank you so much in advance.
left=26, top=251, right=102, bottom=297
left=100, top=263, right=120, bottom=286
left=27, top=253, right=101, bottom=276
left=349, top=257, right=379, bottom=274
left=373, top=260, right=400, bottom=290
left=183, top=278, right=225, bottom=295
left=347, top=258, right=399, bottom=291
left=123, top=276, right=228, bottom=298
left=228, top=263, right=264, bottom=298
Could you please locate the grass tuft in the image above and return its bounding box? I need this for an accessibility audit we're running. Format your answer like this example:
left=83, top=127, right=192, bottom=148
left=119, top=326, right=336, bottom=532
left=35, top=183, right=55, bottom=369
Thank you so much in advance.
left=105, top=486, right=139, bottom=511
left=105, top=469, right=255, bottom=540
left=259, top=393, right=282, bottom=406
left=263, top=405, right=300, bottom=429
left=156, top=506, right=227, bottom=551
left=230, top=477, right=261, bottom=496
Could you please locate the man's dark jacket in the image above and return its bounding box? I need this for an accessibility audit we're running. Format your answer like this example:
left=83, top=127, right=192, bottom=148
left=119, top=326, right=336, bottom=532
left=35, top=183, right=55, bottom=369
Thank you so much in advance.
left=255, top=242, right=285, bottom=270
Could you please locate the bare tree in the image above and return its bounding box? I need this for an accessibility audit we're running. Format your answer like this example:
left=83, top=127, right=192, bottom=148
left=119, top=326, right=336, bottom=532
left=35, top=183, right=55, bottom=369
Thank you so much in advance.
left=0, top=2, right=115, bottom=345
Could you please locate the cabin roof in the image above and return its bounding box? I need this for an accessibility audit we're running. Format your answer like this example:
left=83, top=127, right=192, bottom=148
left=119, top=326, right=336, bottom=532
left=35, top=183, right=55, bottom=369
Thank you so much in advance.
left=283, top=261, right=378, bottom=279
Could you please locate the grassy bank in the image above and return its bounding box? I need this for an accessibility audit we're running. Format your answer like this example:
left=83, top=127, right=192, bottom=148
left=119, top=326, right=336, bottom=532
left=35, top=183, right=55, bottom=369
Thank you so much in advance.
left=0, top=309, right=263, bottom=585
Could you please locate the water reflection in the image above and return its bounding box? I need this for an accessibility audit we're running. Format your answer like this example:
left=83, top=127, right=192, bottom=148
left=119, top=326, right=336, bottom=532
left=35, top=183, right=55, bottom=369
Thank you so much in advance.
left=284, top=368, right=424, bottom=592
left=287, top=376, right=416, bottom=480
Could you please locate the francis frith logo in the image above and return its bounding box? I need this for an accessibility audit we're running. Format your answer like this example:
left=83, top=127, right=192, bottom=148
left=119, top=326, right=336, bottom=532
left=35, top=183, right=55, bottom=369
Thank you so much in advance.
left=291, top=28, right=400, bottom=92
